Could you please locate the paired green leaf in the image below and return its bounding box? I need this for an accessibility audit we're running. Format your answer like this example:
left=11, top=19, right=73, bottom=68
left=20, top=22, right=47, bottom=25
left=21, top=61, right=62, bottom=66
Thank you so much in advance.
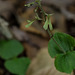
left=0, top=40, right=24, bottom=60
left=43, top=14, right=53, bottom=30
left=48, top=32, right=75, bottom=58
left=25, top=20, right=34, bottom=28
left=5, top=57, right=30, bottom=75
left=55, top=51, right=75, bottom=74
left=48, top=32, right=75, bottom=73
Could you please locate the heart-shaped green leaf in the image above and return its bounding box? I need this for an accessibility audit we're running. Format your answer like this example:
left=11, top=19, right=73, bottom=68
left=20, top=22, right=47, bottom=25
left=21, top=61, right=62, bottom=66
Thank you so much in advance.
left=48, top=32, right=75, bottom=58
left=5, top=57, right=30, bottom=75
left=0, top=40, right=24, bottom=60
left=55, top=51, right=75, bottom=74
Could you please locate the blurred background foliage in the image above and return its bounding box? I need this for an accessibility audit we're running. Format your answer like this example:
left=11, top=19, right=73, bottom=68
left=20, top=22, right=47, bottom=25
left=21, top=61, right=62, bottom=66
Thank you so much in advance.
left=0, top=0, right=75, bottom=75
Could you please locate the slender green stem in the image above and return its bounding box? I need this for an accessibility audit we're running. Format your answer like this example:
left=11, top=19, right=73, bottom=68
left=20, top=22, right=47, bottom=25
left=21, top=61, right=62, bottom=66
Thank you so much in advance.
left=37, top=1, right=66, bottom=54
left=47, top=29, right=66, bottom=54
left=37, top=1, right=46, bottom=21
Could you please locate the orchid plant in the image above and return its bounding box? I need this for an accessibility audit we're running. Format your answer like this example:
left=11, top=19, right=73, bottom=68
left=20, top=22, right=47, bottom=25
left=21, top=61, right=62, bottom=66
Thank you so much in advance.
left=25, top=0, right=75, bottom=74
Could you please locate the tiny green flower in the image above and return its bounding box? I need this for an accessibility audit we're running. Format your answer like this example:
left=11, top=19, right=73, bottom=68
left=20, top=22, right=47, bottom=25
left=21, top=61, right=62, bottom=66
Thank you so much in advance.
left=25, top=20, right=34, bottom=28
left=43, top=14, right=53, bottom=30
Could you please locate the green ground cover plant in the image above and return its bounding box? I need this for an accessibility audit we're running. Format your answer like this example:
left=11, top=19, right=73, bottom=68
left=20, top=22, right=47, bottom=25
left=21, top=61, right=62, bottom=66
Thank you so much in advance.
left=25, top=0, right=75, bottom=74
left=0, top=40, right=30, bottom=75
